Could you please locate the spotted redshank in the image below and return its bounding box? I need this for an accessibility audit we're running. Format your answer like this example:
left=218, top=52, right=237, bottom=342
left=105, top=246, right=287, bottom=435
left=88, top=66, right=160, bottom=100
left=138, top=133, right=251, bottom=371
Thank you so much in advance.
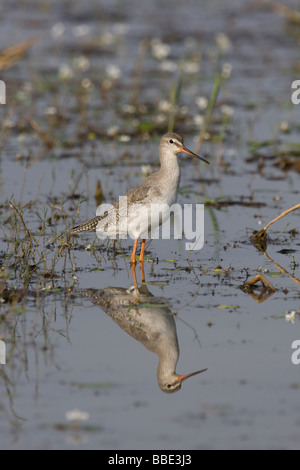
left=80, top=284, right=207, bottom=393
left=70, top=132, right=209, bottom=264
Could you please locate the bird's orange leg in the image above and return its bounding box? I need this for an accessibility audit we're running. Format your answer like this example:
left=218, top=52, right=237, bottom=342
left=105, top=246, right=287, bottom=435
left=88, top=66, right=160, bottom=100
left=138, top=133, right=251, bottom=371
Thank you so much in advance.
left=130, top=238, right=138, bottom=265
left=140, top=263, right=145, bottom=283
left=139, top=239, right=146, bottom=265
left=131, top=264, right=138, bottom=288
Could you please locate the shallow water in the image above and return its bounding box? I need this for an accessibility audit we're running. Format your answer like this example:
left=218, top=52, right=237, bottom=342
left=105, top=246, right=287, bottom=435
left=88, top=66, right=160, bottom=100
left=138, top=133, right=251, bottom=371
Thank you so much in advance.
left=0, top=0, right=300, bottom=450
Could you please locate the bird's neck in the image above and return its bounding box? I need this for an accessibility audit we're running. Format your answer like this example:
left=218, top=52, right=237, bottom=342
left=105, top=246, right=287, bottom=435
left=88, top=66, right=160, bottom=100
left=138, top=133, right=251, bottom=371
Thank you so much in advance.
left=158, top=151, right=181, bottom=198
left=156, top=337, right=179, bottom=383
left=159, top=150, right=180, bottom=174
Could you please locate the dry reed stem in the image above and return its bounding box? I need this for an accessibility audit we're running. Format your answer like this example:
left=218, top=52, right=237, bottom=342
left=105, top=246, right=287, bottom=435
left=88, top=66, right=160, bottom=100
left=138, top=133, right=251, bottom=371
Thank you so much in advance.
left=271, top=1, right=300, bottom=24
left=0, top=37, right=39, bottom=71
left=253, top=203, right=300, bottom=247
left=262, top=203, right=300, bottom=234
left=263, top=251, right=300, bottom=286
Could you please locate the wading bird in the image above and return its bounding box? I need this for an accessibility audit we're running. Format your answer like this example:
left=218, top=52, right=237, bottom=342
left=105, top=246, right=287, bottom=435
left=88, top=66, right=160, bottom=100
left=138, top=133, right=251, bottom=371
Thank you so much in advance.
left=70, top=132, right=209, bottom=264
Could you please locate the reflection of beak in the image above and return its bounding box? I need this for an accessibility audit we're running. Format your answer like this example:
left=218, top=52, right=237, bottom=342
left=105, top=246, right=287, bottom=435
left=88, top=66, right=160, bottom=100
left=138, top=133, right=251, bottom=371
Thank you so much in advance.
left=177, top=368, right=208, bottom=383
left=179, top=145, right=209, bottom=165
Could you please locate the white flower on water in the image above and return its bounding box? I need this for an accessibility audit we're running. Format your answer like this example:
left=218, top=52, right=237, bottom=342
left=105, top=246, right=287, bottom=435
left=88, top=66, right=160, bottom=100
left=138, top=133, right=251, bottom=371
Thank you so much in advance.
left=65, top=409, right=90, bottom=422
left=41, top=284, right=53, bottom=291
left=100, top=31, right=115, bottom=46
left=2, top=117, right=15, bottom=129
left=122, top=104, right=136, bottom=114
left=45, top=106, right=57, bottom=116
left=285, top=311, right=296, bottom=324
left=119, top=135, right=131, bottom=143
left=151, top=39, right=171, bottom=60
left=195, top=96, right=208, bottom=110
left=155, top=114, right=166, bottom=124
left=158, top=100, right=172, bottom=113
left=184, top=62, right=200, bottom=74
left=81, top=78, right=93, bottom=90
left=280, top=121, right=289, bottom=133
left=179, top=106, right=188, bottom=115
left=51, top=23, right=65, bottom=39
left=73, top=56, right=90, bottom=72
left=107, top=125, right=119, bottom=137
left=226, top=148, right=238, bottom=158
left=221, top=62, right=233, bottom=79
left=72, top=25, right=91, bottom=37
left=193, top=115, right=205, bottom=127
left=220, top=105, right=234, bottom=117
left=141, top=165, right=152, bottom=176
left=18, top=134, right=26, bottom=144
left=58, top=64, right=74, bottom=80
left=159, top=61, right=177, bottom=73
left=105, top=64, right=121, bottom=80
left=215, top=33, right=232, bottom=53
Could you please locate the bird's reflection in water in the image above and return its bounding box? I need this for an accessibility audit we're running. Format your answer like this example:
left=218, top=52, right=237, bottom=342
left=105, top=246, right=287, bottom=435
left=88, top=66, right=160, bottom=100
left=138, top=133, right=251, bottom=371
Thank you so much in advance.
left=79, top=276, right=207, bottom=393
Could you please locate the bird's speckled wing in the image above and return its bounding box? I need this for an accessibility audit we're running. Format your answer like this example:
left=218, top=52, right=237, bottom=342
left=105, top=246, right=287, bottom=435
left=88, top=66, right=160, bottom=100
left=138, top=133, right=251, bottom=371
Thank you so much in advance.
left=118, top=172, right=163, bottom=207
left=70, top=172, right=163, bottom=235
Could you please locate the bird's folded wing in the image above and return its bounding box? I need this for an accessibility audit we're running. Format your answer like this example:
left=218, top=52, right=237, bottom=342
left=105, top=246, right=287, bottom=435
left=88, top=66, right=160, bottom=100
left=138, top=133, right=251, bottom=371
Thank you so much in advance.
left=125, top=183, right=163, bottom=206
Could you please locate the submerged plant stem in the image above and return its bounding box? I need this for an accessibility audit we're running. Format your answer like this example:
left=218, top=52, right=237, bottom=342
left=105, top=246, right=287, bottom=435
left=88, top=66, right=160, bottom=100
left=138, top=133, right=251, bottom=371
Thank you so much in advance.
left=194, top=69, right=223, bottom=155
left=9, top=199, right=34, bottom=246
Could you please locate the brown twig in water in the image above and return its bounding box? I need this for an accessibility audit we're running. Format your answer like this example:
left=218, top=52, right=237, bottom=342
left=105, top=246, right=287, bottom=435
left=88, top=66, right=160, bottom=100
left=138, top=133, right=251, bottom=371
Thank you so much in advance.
left=30, top=120, right=54, bottom=149
left=251, top=203, right=300, bottom=249
left=240, top=273, right=276, bottom=303
left=263, top=251, right=300, bottom=286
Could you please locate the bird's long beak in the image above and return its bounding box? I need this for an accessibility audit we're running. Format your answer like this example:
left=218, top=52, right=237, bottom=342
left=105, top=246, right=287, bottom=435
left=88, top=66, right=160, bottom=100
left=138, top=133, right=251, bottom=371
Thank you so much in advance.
left=179, top=145, right=209, bottom=165
left=177, top=368, right=208, bottom=383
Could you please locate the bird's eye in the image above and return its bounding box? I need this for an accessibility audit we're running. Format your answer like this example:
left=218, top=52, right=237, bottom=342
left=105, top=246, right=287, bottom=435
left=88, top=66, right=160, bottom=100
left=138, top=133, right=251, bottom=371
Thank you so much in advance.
left=167, top=384, right=172, bottom=389
left=169, top=139, right=174, bottom=144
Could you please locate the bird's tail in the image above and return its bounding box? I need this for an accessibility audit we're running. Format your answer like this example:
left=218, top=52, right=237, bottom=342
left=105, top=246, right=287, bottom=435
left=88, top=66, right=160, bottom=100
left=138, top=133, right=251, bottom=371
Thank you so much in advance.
left=70, top=216, right=102, bottom=234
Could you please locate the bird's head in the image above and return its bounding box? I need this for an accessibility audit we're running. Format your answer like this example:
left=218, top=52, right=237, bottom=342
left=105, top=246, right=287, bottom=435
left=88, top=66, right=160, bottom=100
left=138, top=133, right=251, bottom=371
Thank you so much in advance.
left=160, top=132, right=209, bottom=164
left=159, top=368, right=208, bottom=394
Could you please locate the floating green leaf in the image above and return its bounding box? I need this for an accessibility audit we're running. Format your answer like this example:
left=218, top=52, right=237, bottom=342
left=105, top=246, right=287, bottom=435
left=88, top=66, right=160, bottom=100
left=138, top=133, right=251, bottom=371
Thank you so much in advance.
left=216, top=305, right=239, bottom=309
